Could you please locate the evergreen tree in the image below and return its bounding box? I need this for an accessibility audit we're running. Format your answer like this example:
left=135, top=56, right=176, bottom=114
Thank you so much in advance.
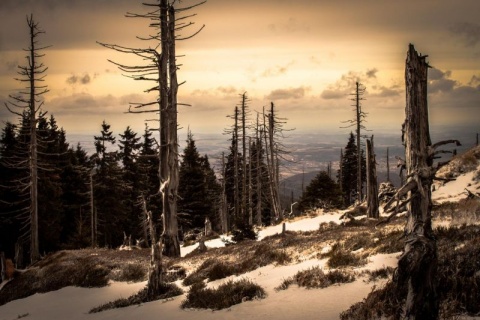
left=0, top=123, right=22, bottom=259
left=224, top=132, right=244, bottom=229
left=178, top=131, right=219, bottom=232
left=338, top=132, right=366, bottom=206
left=118, top=126, right=142, bottom=240
left=61, top=143, right=91, bottom=248
left=91, top=121, right=127, bottom=247
left=299, top=171, right=343, bottom=211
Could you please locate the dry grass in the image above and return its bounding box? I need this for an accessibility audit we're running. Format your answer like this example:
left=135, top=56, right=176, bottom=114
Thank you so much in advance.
left=181, top=279, right=266, bottom=310
left=340, top=224, right=480, bottom=320
left=276, top=266, right=355, bottom=291
left=90, top=283, right=183, bottom=313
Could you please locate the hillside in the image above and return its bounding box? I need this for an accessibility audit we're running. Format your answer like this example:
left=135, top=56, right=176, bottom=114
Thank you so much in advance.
left=0, top=146, right=479, bottom=320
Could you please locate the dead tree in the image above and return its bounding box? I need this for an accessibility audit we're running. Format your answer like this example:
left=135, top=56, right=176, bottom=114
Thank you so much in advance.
left=263, top=103, right=289, bottom=222
left=4, top=15, right=50, bottom=264
left=1, top=252, right=6, bottom=282
left=342, top=82, right=367, bottom=203
left=366, top=136, right=379, bottom=218
left=240, top=93, right=250, bottom=224
left=255, top=115, right=262, bottom=225
left=386, top=147, right=391, bottom=183
left=98, top=0, right=204, bottom=258
left=219, top=152, right=229, bottom=233
left=381, top=44, right=461, bottom=319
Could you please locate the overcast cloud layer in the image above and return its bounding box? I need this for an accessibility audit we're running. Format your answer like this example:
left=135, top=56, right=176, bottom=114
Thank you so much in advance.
left=0, top=0, right=479, bottom=136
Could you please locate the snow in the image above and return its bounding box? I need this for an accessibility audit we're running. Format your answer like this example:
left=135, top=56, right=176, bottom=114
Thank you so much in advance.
left=1, top=164, right=479, bottom=320
left=433, top=166, right=479, bottom=204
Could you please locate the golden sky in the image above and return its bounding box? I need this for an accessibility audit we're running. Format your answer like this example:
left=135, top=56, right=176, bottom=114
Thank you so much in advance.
left=0, top=0, right=479, bottom=137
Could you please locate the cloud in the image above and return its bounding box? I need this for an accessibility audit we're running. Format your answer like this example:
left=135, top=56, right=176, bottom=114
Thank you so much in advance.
left=366, top=68, right=378, bottom=78
left=261, top=61, right=294, bottom=77
left=371, top=85, right=402, bottom=98
left=66, top=73, right=93, bottom=85
left=320, top=70, right=370, bottom=100
left=428, top=68, right=457, bottom=93
left=265, top=86, right=308, bottom=100
left=191, top=86, right=242, bottom=100
left=468, top=75, right=480, bottom=87
left=268, top=17, right=310, bottom=34
left=450, top=22, right=480, bottom=47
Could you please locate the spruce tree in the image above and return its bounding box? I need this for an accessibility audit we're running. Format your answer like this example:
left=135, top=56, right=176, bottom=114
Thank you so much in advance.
left=299, top=171, right=343, bottom=211
left=339, top=132, right=366, bottom=206
left=178, top=131, right=219, bottom=231
left=91, top=121, right=126, bottom=247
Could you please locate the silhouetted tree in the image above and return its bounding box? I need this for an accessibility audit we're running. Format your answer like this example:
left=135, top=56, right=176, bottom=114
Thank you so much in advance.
left=299, top=171, right=343, bottom=211
left=3, top=15, right=50, bottom=264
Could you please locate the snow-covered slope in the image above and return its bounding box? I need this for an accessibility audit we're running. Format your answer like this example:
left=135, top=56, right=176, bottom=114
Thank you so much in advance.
left=1, top=150, right=479, bottom=320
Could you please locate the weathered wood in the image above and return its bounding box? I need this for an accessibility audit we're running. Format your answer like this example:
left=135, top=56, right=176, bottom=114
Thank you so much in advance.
left=398, top=44, right=438, bottom=319
left=146, top=208, right=163, bottom=299
left=160, top=3, right=180, bottom=257
left=366, top=137, right=379, bottom=218
left=1, top=252, right=6, bottom=282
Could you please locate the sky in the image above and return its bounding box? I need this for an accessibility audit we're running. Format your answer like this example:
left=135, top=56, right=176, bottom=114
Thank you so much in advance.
left=0, top=0, right=479, bottom=139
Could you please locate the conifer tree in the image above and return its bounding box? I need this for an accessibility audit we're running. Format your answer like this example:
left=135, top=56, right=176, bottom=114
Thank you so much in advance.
left=339, top=132, right=366, bottom=206
left=91, top=121, right=126, bottom=247
left=299, top=171, right=343, bottom=211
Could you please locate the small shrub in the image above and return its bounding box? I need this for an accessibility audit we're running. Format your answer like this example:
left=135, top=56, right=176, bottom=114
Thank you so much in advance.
left=275, top=278, right=295, bottom=291
left=112, top=263, right=147, bottom=282
left=183, top=259, right=237, bottom=286
left=207, top=262, right=237, bottom=281
left=296, top=267, right=355, bottom=289
left=231, top=224, right=258, bottom=242
left=327, top=246, right=367, bottom=269
left=163, top=265, right=187, bottom=283
left=343, top=232, right=373, bottom=251
left=276, top=267, right=355, bottom=290
left=181, top=279, right=266, bottom=310
left=362, top=267, right=395, bottom=282
left=90, top=282, right=183, bottom=313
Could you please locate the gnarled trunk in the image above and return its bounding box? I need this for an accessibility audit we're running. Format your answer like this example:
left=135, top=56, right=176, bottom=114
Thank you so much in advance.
left=398, top=44, right=438, bottom=320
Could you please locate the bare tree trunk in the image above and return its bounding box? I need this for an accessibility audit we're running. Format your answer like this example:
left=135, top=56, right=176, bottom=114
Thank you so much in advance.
left=265, top=103, right=282, bottom=221
left=1, top=252, right=6, bottom=282
left=27, top=18, right=40, bottom=264
left=160, top=4, right=180, bottom=257
left=355, top=82, right=362, bottom=203
left=398, top=44, right=438, bottom=319
left=90, top=170, right=97, bottom=248
left=256, top=119, right=263, bottom=226
left=146, top=208, right=163, bottom=299
left=241, top=93, right=247, bottom=225
left=233, top=106, right=240, bottom=227
left=248, top=137, right=253, bottom=225
left=386, top=147, right=390, bottom=183
left=366, top=136, right=379, bottom=219
left=339, top=149, right=343, bottom=195
left=220, top=152, right=229, bottom=233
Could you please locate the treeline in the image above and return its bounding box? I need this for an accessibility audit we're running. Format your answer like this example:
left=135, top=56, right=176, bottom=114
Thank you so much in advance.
left=0, top=113, right=220, bottom=263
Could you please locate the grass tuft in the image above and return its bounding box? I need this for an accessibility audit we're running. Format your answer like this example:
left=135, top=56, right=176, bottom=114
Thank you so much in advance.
left=89, top=282, right=183, bottom=313
left=181, top=279, right=266, bottom=310
left=276, top=266, right=355, bottom=291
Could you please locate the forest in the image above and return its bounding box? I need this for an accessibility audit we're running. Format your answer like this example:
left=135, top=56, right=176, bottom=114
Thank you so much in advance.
left=1, top=1, right=480, bottom=320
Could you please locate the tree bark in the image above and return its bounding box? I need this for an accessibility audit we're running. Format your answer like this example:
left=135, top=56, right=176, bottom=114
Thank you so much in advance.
left=1, top=252, right=6, bottom=282
left=220, top=152, right=229, bottom=233
left=355, top=82, right=363, bottom=203
left=146, top=209, right=163, bottom=299
left=366, top=137, right=379, bottom=218
left=158, top=2, right=180, bottom=257
left=398, top=44, right=438, bottom=320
